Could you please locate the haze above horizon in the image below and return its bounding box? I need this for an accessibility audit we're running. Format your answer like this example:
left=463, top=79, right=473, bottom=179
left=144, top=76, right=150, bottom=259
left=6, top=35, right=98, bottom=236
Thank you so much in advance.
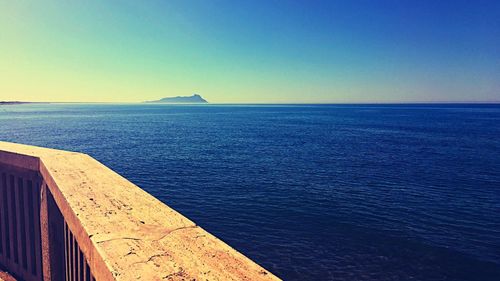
left=1, top=1, right=499, bottom=103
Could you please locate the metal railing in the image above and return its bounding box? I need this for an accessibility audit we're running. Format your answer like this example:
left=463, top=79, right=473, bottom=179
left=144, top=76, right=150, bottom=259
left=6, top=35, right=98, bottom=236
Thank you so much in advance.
left=64, top=221, right=94, bottom=281
left=0, top=164, right=42, bottom=281
left=0, top=163, right=95, bottom=281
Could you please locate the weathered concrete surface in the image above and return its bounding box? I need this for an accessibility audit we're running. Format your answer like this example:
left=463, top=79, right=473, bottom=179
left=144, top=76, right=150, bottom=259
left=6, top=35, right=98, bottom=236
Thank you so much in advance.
left=0, top=141, right=281, bottom=281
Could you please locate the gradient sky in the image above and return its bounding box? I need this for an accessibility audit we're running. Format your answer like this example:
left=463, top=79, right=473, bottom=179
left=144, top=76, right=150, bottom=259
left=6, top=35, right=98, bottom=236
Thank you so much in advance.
left=1, top=0, right=499, bottom=103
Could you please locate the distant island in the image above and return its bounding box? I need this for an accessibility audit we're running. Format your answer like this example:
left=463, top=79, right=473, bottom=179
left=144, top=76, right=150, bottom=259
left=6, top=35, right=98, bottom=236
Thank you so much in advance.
left=145, top=94, right=208, bottom=103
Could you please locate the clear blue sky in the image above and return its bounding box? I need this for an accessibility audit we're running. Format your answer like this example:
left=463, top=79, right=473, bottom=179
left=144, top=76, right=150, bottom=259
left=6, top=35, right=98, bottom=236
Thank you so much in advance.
left=1, top=0, right=499, bottom=102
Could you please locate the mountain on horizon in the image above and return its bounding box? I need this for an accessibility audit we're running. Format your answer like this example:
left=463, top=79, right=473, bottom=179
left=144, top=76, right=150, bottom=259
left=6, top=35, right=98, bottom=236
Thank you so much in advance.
left=145, top=94, right=208, bottom=103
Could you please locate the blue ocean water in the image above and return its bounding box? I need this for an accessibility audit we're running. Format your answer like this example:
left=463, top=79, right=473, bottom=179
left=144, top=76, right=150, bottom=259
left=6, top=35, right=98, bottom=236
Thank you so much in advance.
left=0, top=103, right=499, bottom=280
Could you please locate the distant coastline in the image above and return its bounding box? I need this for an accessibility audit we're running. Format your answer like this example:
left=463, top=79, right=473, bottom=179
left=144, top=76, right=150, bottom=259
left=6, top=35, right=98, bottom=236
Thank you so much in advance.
left=0, top=101, right=34, bottom=105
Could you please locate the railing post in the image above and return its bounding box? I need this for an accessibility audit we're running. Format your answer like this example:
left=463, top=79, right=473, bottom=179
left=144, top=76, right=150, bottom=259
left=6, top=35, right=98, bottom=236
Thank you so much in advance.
left=40, top=183, right=66, bottom=281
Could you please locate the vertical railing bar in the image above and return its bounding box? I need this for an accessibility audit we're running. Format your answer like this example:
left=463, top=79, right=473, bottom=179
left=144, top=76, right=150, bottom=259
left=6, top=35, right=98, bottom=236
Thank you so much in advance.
left=68, top=226, right=72, bottom=281
left=80, top=248, right=85, bottom=281
left=76, top=239, right=80, bottom=281
left=0, top=172, right=5, bottom=262
left=7, top=175, right=14, bottom=269
left=7, top=175, right=17, bottom=269
left=83, top=257, right=86, bottom=281
left=3, top=173, right=11, bottom=262
left=68, top=229, right=72, bottom=281
left=19, top=177, right=28, bottom=271
left=15, top=176, right=25, bottom=280
left=73, top=233, right=78, bottom=281
left=33, top=181, right=42, bottom=278
left=10, top=175, right=21, bottom=265
left=23, top=179, right=34, bottom=274
left=71, top=231, right=75, bottom=281
left=78, top=247, right=82, bottom=281
left=27, top=179, right=37, bottom=276
left=65, top=222, right=69, bottom=281
left=70, top=224, right=73, bottom=281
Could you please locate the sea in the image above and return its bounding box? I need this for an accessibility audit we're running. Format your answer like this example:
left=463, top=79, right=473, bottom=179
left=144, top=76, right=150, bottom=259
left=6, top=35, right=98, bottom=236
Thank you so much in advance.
left=0, top=103, right=499, bottom=280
